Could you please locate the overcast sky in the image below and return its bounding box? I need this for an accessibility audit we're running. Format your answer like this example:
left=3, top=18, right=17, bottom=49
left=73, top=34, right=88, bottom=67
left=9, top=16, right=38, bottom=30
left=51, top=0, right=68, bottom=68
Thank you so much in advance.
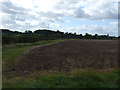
left=0, top=0, right=119, bottom=36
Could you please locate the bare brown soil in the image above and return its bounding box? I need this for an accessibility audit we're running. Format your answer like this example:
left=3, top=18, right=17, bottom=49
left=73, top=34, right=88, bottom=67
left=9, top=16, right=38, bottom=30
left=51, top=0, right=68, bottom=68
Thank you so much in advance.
left=14, top=40, right=118, bottom=73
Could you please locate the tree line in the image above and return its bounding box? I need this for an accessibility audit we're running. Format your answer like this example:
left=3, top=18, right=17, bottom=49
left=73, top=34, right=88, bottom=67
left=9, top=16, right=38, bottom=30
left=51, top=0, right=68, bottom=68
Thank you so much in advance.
left=1, top=29, right=117, bottom=45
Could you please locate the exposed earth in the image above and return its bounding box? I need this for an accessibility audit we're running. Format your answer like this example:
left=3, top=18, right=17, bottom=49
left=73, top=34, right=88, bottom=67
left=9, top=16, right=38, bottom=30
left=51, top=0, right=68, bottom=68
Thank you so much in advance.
left=13, top=40, right=118, bottom=74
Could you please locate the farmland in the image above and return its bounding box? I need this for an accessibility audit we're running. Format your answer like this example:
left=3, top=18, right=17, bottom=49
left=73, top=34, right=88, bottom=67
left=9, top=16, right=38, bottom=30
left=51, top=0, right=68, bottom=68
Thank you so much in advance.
left=2, top=39, right=119, bottom=88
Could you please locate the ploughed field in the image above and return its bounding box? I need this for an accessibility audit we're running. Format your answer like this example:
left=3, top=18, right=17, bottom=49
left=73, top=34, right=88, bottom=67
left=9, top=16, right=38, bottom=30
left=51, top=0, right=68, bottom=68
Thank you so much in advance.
left=15, top=40, right=118, bottom=73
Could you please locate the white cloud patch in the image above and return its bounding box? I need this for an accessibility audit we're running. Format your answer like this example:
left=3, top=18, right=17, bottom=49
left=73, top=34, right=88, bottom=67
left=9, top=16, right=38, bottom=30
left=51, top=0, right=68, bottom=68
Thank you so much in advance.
left=65, top=22, right=118, bottom=36
left=0, top=0, right=118, bottom=35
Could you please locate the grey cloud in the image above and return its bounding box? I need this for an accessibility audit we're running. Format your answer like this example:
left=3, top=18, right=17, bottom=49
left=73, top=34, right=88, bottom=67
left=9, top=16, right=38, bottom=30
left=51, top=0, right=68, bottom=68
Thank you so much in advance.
left=1, top=1, right=27, bottom=15
left=15, top=16, right=26, bottom=21
left=38, top=22, right=50, bottom=29
left=0, top=1, right=50, bottom=30
left=86, top=2, right=117, bottom=20
left=37, top=11, right=64, bottom=22
left=53, top=1, right=118, bottom=20
left=1, top=1, right=28, bottom=25
left=54, top=1, right=78, bottom=10
left=40, top=11, right=63, bottom=18
left=74, top=7, right=89, bottom=18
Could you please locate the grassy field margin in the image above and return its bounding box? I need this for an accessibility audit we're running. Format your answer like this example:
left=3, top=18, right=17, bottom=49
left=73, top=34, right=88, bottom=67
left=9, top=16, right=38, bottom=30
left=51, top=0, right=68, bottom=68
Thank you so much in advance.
left=3, top=39, right=67, bottom=71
